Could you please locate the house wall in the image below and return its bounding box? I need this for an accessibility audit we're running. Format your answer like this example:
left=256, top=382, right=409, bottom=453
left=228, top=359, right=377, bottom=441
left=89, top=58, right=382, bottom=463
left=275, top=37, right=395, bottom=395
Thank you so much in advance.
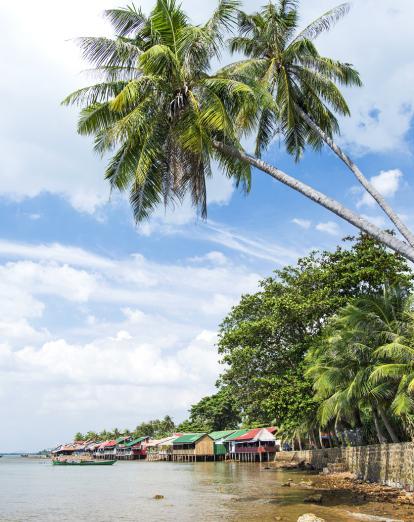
left=214, top=443, right=226, bottom=456
left=195, top=436, right=214, bottom=456
left=276, top=442, right=414, bottom=490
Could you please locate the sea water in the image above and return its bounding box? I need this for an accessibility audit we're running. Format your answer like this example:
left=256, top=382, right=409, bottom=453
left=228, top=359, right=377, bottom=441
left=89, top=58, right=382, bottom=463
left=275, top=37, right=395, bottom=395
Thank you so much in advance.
left=1, top=457, right=413, bottom=521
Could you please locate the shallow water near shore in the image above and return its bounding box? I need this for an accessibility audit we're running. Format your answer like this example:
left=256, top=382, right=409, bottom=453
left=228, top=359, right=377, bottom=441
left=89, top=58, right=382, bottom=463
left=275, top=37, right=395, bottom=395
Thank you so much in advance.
left=1, top=457, right=413, bottom=521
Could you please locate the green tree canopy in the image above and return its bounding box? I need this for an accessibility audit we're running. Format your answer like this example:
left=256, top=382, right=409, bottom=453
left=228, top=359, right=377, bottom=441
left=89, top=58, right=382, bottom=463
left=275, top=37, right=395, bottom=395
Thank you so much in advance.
left=217, top=234, right=413, bottom=431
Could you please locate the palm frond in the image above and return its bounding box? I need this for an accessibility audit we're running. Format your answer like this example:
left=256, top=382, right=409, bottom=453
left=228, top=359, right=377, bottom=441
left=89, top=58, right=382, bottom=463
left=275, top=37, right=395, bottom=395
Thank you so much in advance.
left=292, top=3, right=350, bottom=43
left=104, top=5, right=148, bottom=37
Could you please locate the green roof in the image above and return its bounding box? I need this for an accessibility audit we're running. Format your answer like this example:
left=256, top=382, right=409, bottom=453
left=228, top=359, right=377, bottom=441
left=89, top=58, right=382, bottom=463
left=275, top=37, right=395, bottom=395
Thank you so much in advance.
left=125, top=436, right=147, bottom=447
left=208, top=430, right=236, bottom=441
left=173, top=433, right=207, bottom=444
left=222, top=429, right=249, bottom=441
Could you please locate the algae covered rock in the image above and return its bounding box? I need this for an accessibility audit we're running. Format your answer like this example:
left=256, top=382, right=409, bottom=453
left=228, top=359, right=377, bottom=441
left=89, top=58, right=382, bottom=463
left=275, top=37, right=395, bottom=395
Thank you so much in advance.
left=303, top=493, right=323, bottom=504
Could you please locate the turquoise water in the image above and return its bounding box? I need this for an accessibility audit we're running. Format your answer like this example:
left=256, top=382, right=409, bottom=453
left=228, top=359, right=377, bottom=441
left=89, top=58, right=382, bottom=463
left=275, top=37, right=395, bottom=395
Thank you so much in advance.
left=1, top=457, right=413, bottom=521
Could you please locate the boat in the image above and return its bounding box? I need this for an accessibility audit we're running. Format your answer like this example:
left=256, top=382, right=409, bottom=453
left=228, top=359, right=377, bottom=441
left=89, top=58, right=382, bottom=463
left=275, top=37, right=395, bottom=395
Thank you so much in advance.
left=52, top=458, right=116, bottom=466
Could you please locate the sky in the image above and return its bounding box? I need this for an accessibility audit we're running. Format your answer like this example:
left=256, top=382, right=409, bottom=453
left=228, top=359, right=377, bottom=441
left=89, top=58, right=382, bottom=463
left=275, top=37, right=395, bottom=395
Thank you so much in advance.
left=1, top=0, right=414, bottom=452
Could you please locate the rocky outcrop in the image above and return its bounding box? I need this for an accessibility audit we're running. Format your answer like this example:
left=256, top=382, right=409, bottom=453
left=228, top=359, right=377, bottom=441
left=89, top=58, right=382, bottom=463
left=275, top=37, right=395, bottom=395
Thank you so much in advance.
left=303, top=493, right=323, bottom=504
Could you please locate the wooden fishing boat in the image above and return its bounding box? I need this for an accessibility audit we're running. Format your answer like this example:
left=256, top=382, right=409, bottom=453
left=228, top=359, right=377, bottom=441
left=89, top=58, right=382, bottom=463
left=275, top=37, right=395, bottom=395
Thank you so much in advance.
left=52, top=458, right=115, bottom=466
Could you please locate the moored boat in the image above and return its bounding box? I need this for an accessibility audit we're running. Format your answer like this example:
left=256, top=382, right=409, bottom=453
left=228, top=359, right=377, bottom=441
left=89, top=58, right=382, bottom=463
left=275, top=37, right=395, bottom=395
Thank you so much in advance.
left=52, top=458, right=115, bottom=466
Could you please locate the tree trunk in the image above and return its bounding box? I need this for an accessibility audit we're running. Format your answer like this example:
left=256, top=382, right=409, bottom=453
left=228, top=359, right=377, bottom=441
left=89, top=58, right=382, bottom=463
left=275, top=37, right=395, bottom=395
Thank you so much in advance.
left=296, top=107, right=414, bottom=249
left=213, top=141, right=414, bottom=263
left=377, top=404, right=400, bottom=443
left=372, top=407, right=388, bottom=444
left=318, top=429, right=324, bottom=448
left=327, top=432, right=333, bottom=448
left=297, top=435, right=302, bottom=451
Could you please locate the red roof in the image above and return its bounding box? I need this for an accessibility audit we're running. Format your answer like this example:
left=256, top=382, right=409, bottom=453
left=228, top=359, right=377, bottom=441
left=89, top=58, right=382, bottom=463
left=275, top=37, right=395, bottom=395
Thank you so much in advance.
left=232, top=427, right=276, bottom=441
left=232, top=428, right=261, bottom=441
left=99, top=439, right=117, bottom=448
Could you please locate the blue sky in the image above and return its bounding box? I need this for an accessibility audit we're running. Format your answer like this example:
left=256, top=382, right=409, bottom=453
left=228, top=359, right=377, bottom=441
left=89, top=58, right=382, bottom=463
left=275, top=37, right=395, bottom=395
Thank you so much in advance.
left=1, top=0, right=414, bottom=452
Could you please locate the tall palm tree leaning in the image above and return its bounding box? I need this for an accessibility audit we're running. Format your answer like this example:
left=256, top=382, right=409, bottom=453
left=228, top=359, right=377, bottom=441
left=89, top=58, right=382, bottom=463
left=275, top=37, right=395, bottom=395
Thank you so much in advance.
left=63, top=0, right=414, bottom=262
left=227, top=1, right=414, bottom=249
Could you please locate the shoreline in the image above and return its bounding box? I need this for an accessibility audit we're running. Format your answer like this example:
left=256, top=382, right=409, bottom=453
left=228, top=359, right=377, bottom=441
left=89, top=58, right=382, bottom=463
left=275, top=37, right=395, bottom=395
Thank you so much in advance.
left=295, top=471, right=414, bottom=507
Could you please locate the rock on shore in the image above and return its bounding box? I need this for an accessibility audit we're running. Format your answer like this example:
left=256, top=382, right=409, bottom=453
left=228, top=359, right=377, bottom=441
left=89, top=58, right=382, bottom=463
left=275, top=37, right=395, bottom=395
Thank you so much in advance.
left=297, top=514, right=325, bottom=522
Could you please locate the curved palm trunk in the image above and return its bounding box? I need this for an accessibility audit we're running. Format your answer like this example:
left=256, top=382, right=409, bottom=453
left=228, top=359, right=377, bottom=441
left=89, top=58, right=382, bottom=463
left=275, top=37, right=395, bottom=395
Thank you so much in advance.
left=296, top=107, right=414, bottom=249
left=377, top=404, right=400, bottom=443
left=372, top=407, right=388, bottom=444
left=213, top=141, right=414, bottom=263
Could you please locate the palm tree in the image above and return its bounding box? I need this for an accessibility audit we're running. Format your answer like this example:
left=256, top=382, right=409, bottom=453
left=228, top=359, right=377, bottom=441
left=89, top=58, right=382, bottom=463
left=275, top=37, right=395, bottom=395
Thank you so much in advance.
left=227, top=1, right=414, bottom=248
left=63, top=0, right=414, bottom=262
left=306, top=299, right=402, bottom=443
left=366, top=290, right=414, bottom=428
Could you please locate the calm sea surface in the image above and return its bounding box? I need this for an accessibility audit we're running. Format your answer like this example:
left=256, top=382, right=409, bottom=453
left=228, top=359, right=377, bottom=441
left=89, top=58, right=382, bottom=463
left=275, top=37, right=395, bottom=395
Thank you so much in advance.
left=1, top=457, right=413, bottom=521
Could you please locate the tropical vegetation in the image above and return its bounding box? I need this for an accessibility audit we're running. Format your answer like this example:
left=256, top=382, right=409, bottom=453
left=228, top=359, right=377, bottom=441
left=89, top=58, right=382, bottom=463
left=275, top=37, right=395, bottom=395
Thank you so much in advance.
left=75, top=235, right=414, bottom=448
left=64, top=0, right=414, bottom=262
left=212, top=234, right=414, bottom=446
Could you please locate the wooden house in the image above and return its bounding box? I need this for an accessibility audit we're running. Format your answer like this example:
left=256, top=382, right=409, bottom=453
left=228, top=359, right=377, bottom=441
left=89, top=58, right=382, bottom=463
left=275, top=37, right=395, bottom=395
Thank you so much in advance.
left=172, top=433, right=214, bottom=461
left=226, top=428, right=278, bottom=462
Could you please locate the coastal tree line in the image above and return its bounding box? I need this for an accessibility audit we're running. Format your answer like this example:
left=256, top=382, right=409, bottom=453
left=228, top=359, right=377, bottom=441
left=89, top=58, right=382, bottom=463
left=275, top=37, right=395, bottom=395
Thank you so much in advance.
left=75, top=234, right=414, bottom=447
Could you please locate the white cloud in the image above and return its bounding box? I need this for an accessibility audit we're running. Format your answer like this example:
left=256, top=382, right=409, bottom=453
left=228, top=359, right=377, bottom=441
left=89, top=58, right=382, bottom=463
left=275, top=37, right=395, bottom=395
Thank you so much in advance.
left=0, top=238, right=263, bottom=450
left=300, top=0, right=414, bottom=154
left=292, top=218, right=312, bottom=229
left=203, top=222, right=303, bottom=265
left=316, top=221, right=341, bottom=236
left=189, top=251, right=229, bottom=266
left=357, top=169, right=403, bottom=208
left=0, top=239, right=113, bottom=268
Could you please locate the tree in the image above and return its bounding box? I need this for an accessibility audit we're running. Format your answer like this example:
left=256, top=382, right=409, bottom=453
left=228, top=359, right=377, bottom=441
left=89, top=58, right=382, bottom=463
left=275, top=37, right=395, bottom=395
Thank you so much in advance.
left=178, top=388, right=241, bottom=432
left=63, top=0, right=414, bottom=262
left=306, top=286, right=414, bottom=443
left=366, top=290, right=414, bottom=427
left=217, top=235, right=412, bottom=433
left=134, top=416, right=177, bottom=438
left=74, top=432, right=84, bottom=441
left=228, top=1, right=414, bottom=247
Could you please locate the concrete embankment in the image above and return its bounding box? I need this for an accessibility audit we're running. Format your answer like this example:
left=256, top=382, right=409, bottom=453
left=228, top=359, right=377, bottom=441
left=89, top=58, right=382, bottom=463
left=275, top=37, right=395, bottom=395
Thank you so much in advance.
left=276, top=442, right=414, bottom=490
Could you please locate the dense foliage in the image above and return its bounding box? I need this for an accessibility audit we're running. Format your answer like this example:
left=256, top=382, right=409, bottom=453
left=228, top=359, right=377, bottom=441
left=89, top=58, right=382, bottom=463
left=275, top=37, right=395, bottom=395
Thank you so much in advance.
left=212, top=234, right=414, bottom=445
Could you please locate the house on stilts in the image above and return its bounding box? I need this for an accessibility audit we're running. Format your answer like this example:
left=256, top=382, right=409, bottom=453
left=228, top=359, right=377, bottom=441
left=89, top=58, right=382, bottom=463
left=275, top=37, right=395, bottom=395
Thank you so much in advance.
left=224, top=427, right=279, bottom=462
left=146, top=434, right=182, bottom=461
left=117, top=436, right=149, bottom=460
left=172, top=433, right=214, bottom=462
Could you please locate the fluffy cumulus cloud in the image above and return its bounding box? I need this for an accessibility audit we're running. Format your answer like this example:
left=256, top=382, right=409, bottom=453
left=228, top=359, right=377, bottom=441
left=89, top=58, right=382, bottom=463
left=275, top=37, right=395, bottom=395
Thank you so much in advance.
left=0, top=239, right=261, bottom=451
left=357, top=169, right=403, bottom=208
